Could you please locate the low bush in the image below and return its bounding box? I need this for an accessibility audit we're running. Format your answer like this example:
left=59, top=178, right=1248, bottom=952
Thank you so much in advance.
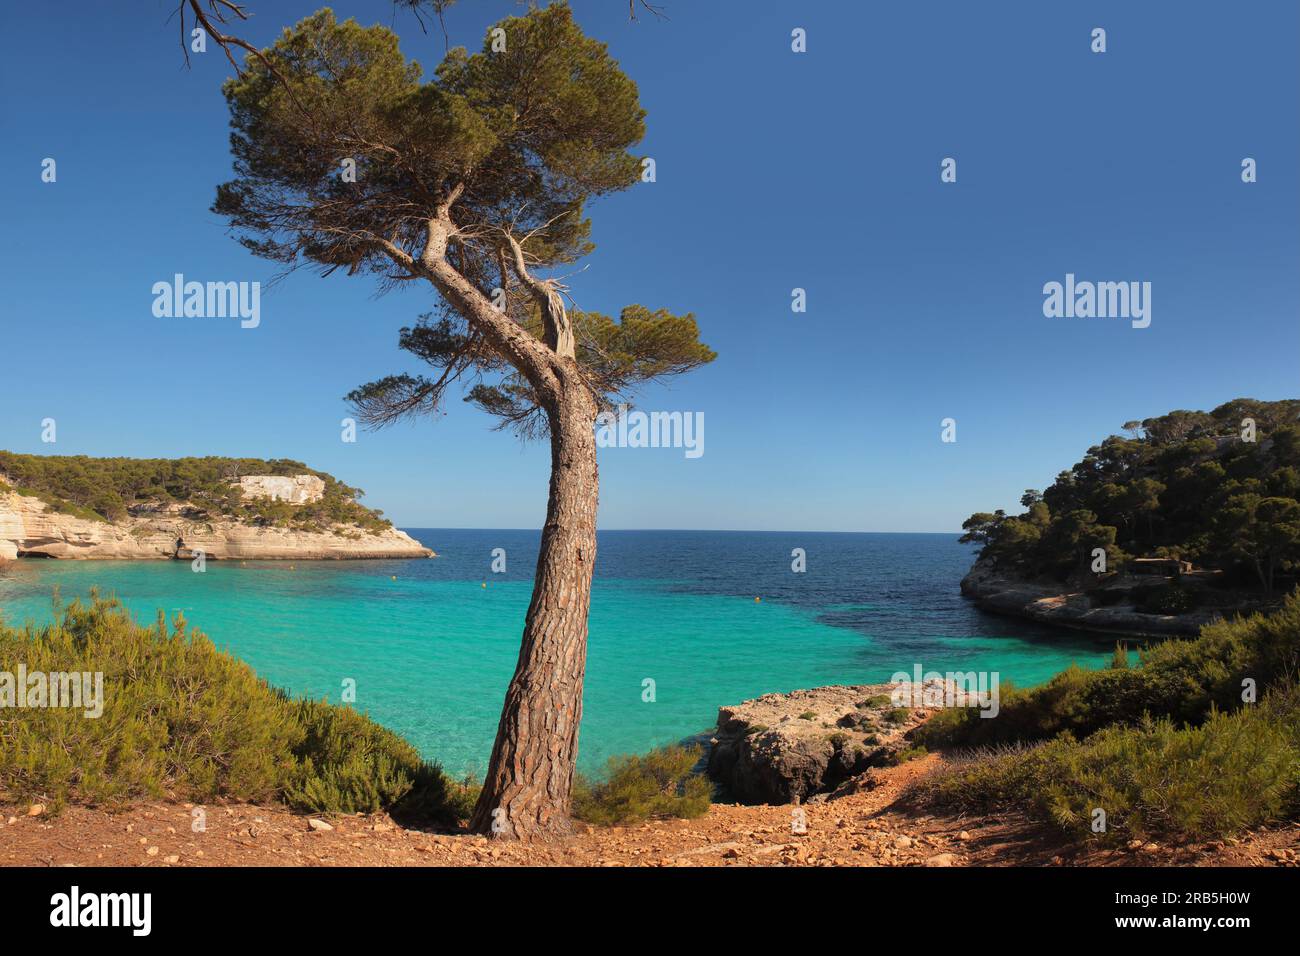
left=915, top=685, right=1300, bottom=843
left=282, top=698, right=475, bottom=819
left=917, top=590, right=1300, bottom=750
left=0, top=596, right=464, bottom=823
left=889, top=744, right=929, bottom=765
left=884, top=707, right=912, bottom=725
left=572, top=745, right=713, bottom=826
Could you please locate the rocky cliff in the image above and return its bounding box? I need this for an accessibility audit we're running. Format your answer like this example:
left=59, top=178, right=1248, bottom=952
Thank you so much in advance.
left=959, top=553, right=1219, bottom=637
left=0, top=488, right=431, bottom=561
left=233, top=474, right=326, bottom=504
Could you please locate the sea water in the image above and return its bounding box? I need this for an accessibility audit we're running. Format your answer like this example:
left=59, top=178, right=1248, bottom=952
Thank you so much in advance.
left=0, top=530, right=1115, bottom=774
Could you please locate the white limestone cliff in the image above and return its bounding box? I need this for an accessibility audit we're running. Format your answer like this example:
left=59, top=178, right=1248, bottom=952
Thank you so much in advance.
left=0, top=485, right=431, bottom=561
left=234, top=475, right=326, bottom=504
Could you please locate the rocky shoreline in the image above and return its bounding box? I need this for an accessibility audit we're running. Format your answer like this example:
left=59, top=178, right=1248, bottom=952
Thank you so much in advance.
left=0, top=488, right=431, bottom=561
left=957, top=553, right=1238, bottom=638
left=700, top=552, right=1287, bottom=807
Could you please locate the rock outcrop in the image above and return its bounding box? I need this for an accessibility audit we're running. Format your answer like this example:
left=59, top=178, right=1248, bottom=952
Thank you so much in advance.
left=960, top=553, right=1222, bottom=637
left=0, top=488, right=431, bottom=560
left=234, top=475, right=326, bottom=504
left=707, top=683, right=942, bottom=805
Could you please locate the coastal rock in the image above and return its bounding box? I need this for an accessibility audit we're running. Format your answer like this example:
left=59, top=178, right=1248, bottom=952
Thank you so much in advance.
left=234, top=475, right=325, bottom=504
left=959, top=553, right=1218, bottom=637
left=0, top=504, right=21, bottom=560
left=0, top=488, right=432, bottom=561
left=707, top=683, right=939, bottom=805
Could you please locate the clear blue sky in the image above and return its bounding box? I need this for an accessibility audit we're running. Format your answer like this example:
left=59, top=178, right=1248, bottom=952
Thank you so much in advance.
left=2, top=0, right=1296, bottom=531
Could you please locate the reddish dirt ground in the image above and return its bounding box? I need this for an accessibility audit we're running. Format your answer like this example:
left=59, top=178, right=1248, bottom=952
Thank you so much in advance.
left=3, top=755, right=1297, bottom=867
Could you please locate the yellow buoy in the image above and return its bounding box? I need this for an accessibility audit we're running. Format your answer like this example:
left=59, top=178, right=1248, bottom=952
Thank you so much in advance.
left=391, top=575, right=396, bottom=581
left=754, top=596, right=761, bottom=603
left=482, top=581, right=487, bottom=589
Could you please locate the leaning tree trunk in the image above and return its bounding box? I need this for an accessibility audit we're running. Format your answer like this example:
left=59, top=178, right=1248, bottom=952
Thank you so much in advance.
left=469, top=373, right=600, bottom=839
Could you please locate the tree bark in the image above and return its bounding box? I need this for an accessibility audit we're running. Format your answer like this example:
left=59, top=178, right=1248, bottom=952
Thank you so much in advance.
left=468, top=367, right=600, bottom=839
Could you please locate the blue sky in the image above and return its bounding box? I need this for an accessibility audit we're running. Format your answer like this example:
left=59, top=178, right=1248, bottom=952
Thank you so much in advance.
left=2, top=0, right=1296, bottom=531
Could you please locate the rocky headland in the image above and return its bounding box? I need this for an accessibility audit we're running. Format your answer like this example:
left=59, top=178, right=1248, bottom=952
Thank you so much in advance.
left=0, top=477, right=430, bottom=561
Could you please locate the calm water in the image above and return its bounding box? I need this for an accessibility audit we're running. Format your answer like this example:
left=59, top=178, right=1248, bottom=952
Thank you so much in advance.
left=0, top=530, right=1115, bottom=774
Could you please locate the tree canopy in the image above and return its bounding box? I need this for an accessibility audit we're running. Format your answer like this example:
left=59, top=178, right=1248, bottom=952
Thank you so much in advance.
left=214, top=4, right=713, bottom=434
left=961, top=398, right=1300, bottom=591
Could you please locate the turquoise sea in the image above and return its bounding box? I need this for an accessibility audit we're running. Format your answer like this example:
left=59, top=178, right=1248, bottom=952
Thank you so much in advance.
left=0, top=530, right=1116, bottom=775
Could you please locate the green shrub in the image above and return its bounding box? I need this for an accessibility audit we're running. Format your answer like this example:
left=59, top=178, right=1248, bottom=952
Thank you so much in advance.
left=917, top=590, right=1300, bottom=751
left=282, top=698, right=470, bottom=819
left=572, top=745, right=713, bottom=826
left=0, top=596, right=462, bottom=823
left=916, top=686, right=1300, bottom=843
left=889, top=744, right=929, bottom=765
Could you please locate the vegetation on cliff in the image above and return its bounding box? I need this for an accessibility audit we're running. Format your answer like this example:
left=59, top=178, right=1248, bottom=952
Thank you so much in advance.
left=0, top=595, right=473, bottom=821
left=0, top=451, right=390, bottom=533
left=960, top=398, right=1300, bottom=592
